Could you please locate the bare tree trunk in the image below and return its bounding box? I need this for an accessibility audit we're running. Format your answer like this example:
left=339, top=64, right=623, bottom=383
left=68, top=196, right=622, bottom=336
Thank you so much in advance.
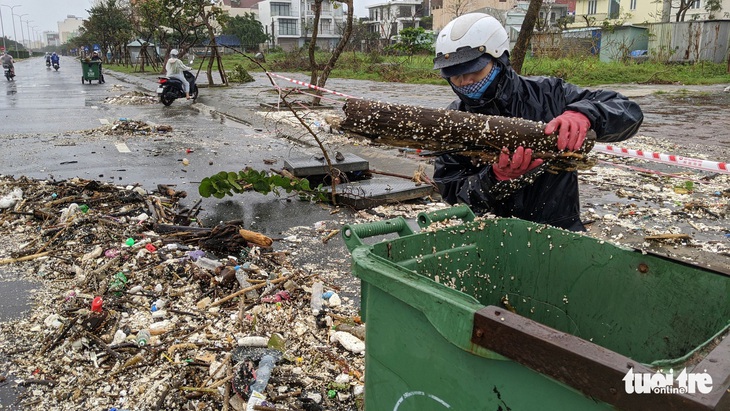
left=139, top=44, right=147, bottom=72
left=511, top=0, right=543, bottom=75
left=308, top=0, right=323, bottom=90
left=201, top=11, right=228, bottom=86
left=312, top=0, right=354, bottom=106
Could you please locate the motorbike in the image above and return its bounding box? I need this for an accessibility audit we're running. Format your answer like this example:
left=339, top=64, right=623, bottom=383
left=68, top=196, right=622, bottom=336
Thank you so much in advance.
left=46, top=59, right=51, bottom=68
left=157, top=56, right=197, bottom=106
left=52, top=61, right=60, bottom=71
left=3, top=65, right=14, bottom=81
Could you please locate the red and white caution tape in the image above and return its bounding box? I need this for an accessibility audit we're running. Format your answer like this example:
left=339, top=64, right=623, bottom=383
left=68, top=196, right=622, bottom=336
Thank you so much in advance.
left=594, top=144, right=729, bottom=174
left=267, top=72, right=359, bottom=100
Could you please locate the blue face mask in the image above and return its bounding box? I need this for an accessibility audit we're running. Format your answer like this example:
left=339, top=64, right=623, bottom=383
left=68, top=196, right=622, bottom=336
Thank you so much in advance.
left=452, top=66, right=502, bottom=100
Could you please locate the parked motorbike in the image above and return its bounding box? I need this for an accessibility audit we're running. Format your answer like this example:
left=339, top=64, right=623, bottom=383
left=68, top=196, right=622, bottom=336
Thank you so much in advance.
left=157, top=58, right=198, bottom=106
left=3, top=65, right=14, bottom=81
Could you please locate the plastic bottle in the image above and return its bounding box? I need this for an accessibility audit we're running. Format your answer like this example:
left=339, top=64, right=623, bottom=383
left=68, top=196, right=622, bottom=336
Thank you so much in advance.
left=249, top=354, right=276, bottom=394
left=194, top=257, right=222, bottom=271
left=235, top=266, right=259, bottom=300
left=136, top=329, right=151, bottom=346
left=310, top=281, right=324, bottom=315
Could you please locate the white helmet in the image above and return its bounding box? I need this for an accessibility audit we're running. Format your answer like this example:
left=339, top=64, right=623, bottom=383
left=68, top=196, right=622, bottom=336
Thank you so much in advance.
left=434, top=13, right=509, bottom=73
left=170, top=49, right=179, bottom=57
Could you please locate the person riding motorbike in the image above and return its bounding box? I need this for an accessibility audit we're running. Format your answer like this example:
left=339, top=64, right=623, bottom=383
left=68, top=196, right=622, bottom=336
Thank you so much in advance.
left=51, top=52, right=60, bottom=69
left=164, top=49, right=191, bottom=100
left=90, top=51, right=105, bottom=83
left=1, top=51, right=15, bottom=77
left=45, top=52, right=51, bottom=67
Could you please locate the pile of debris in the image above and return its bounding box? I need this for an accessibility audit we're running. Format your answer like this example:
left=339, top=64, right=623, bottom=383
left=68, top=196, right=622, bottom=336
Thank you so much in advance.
left=0, top=175, right=365, bottom=410
left=106, top=118, right=173, bottom=136
left=104, top=91, right=159, bottom=106
left=77, top=118, right=174, bottom=137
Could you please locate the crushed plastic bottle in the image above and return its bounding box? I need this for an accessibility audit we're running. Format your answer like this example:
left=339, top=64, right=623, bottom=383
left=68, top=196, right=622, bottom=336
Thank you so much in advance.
left=136, top=329, right=151, bottom=346
left=194, top=256, right=222, bottom=271
left=310, top=281, right=324, bottom=315
left=235, top=266, right=259, bottom=300
left=247, top=355, right=276, bottom=404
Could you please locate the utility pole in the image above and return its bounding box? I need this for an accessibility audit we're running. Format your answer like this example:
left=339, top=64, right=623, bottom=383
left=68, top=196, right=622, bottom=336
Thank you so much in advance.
left=17, top=13, right=27, bottom=51
left=0, top=7, right=6, bottom=52
left=24, top=18, right=31, bottom=51
left=0, top=4, right=21, bottom=55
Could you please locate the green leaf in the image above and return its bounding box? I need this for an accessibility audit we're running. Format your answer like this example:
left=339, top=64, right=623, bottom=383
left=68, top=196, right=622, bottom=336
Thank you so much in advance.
left=228, top=172, right=243, bottom=190
left=199, top=178, right=214, bottom=197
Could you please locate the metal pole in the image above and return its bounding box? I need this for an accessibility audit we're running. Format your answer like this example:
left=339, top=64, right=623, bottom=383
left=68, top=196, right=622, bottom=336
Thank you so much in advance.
left=0, top=5, right=21, bottom=56
left=0, top=7, right=6, bottom=52
left=23, top=18, right=31, bottom=52
left=16, top=13, right=26, bottom=51
left=30, top=25, right=36, bottom=50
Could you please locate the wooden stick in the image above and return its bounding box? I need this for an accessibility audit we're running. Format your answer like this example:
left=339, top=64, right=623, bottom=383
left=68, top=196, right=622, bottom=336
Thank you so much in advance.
left=645, top=233, right=692, bottom=240
left=211, top=275, right=291, bottom=307
left=239, top=228, right=273, bottom=248
left=0, top=251, right=51, bottom=265
left=321, top=229, right=340, bottom=244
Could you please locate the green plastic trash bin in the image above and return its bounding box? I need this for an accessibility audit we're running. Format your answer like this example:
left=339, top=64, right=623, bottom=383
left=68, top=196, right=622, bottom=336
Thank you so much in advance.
left=343, top=205, right=730, bottom=411
left=82, top=61, right=101, bottom=84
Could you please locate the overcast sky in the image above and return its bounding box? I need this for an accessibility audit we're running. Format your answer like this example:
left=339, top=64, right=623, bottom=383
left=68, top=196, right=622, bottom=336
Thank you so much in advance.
left=0, top=0, right=91, bottom=39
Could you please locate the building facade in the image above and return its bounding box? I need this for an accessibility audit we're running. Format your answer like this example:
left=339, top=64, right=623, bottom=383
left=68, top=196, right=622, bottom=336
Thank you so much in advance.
left=365, top=0, right=425, bottom=42
left=574, top=0, right=730, bottom=25
left=57, top=15, right=84, bottom=45
left=258, top=0, right=346, bottom=51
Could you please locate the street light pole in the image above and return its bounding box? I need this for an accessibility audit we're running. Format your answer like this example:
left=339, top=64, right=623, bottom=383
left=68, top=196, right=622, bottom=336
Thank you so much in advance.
left=0, top=7, right=6, bottom=52
left=29, top=25, right=37, bottom=50
left=16, top=13, right=27, bottom=51
left=22, top=17, right=31, bottom=52
left=0, top=4, right=21, bottom=55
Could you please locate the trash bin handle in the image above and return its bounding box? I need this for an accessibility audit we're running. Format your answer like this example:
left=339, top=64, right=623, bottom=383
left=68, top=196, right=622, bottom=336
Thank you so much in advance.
left=417, top=205, right=475, bottom=229
left=342, top=217, right=413, bottom=251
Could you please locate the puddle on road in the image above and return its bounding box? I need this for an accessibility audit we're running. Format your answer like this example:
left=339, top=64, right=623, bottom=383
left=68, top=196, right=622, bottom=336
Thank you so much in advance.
left=0, top=277, right=38, bottom=409
left=0, top=278, right=38, bottom=322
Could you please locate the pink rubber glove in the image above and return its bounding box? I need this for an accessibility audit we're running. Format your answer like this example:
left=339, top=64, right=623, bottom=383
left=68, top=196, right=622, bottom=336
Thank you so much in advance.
left=544, top=111, right=591, bottom=151
left=492, top=146, right=544, bottom=181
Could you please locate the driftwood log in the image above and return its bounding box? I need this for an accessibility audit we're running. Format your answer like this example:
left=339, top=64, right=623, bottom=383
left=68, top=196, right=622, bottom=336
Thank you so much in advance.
left=340, top=98, right=596, bottom=167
